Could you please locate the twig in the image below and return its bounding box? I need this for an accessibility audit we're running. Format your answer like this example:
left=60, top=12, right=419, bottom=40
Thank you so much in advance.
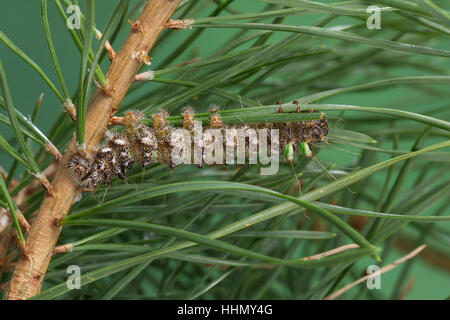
left=0, top=209, right=14, bottom=280
left=164, top=19, right=194, bottom=30
left=303, top=244, right=359, bottom=261
left=324, top=245, right=426, bottom=300
left=95, top=28, right=117, bottom=62
left=18, top=163, right=57, bottom=205
left=395, top=234, right=450, bottom=272
left=52, top=243, right=73, bottom=255
left=202, top=244, right=361, bottom=270
left=14, top=210, right=30, bottom=233
left=7, top=0, right=182, bottom=300
left=0, top=281, right=10, bottom=293
left=133, top=70, right=154, bottom=82
left=63, top=98, right=76, bottom=122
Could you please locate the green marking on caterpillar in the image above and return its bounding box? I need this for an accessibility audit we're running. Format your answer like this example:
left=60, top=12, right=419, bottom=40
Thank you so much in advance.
left=285, top=142, right=294, bottom=164
left=299, top=142, right=313, bottom=159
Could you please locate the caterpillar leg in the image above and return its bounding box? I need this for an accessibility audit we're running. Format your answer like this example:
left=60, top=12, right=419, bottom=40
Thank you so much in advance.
left=293, top=100, right=301, bottom=113
left=276, top=100, right=284, bottom=113
left=77, top=165, right=104, bottom=192
left=135, top=126, right=158, bottom=168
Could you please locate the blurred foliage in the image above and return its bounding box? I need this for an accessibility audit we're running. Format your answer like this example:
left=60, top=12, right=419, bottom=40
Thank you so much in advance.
left=0, top=0, right=449, bottom=300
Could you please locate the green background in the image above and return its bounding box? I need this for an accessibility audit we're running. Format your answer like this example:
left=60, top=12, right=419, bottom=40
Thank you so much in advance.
left=0, top=0, right=448, bottom=299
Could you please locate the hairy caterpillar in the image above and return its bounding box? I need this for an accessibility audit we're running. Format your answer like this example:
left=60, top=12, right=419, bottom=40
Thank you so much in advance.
left=67, top=105, right=328, bottom=191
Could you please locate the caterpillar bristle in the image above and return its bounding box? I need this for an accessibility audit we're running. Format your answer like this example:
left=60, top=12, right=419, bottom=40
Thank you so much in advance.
left=124, top=110, right=144, bottom=129
left=67, top=107, right=329, bottom=191
left=104, top=129, right=115, bottom=141
left=107, top=133, right=134, bottom=175
left=182, top=106, right=195, bottom=130
left=66, top=151, right=92, bottom=184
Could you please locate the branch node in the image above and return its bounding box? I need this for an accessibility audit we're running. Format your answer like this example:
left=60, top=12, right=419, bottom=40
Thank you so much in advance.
left=34, top=173, right=55, bottom=197
left=95, top=28, right=117, bottom=61
left=134, top=70, right=154, bottom=82
left=164, top=18, right=194, bottom=30
left=45, top=143, right=63, bottom=162
left=98, top=80, right=115, bottom=97
left=110, top=116, right=126, bottom=126
left=131, top=50, right=152, bottom=66
left=16, top=211, right=30, bottom=233
left=63, top=98, right=77, bottom=122
left=128, top=19, right=144, bottom=33
left=51, top=216, right=63, bottom=228
left=53, top=243, right=73, bottom=255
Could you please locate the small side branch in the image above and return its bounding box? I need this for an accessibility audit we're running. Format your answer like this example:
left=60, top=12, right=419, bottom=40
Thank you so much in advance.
left=33, top=173, right=55, bottom=197
left=14, top=210, right=30, bottom=234
left=303, top=244, right=359, bottom=261
left=134, top=70, right=154, bottom=82
left=131, top=50, right=151, bottom=66
left=53, top=243, right=73, bottom=255
left=324, top=245, right=426, bottom=300
left=128, top=19, right=144, bottom=33
left=1, top=207, right=30, bottom=235
left=7, top=0, right=183, bottom=300
left=45, top=143, right=62, bottom=162
left=164, top=19, right=194, bottom=30
left=63, top=98, right=76, bottom=122
left=95, top=28, right=117, bottom=61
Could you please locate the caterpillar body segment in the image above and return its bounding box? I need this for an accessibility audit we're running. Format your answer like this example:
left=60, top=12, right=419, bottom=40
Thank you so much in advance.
left=67, top=105, right=329, bottom=191
left=208, top=104, right=224, bottom=129
left=124, top=111, right=157, bottom=168
left=182, top=106, right=195, bottom=131
left=106, top=132, right=134, bottom=179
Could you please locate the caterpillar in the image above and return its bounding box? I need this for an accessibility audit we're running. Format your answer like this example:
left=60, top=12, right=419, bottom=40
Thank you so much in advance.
left=67, top=105, right=328, bottom=191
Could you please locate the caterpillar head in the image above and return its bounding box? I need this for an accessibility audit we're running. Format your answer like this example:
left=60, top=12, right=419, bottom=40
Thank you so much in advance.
left=68, top=147, right=115, bottom=191
left=67, top=151, right=92, bottom=183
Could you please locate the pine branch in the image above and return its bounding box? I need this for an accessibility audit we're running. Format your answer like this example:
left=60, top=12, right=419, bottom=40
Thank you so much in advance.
left=6, top=0, right=182, bottom=300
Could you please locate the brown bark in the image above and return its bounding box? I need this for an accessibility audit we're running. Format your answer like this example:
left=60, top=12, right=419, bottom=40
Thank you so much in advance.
left=7, top=0, right=182, bottom=300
